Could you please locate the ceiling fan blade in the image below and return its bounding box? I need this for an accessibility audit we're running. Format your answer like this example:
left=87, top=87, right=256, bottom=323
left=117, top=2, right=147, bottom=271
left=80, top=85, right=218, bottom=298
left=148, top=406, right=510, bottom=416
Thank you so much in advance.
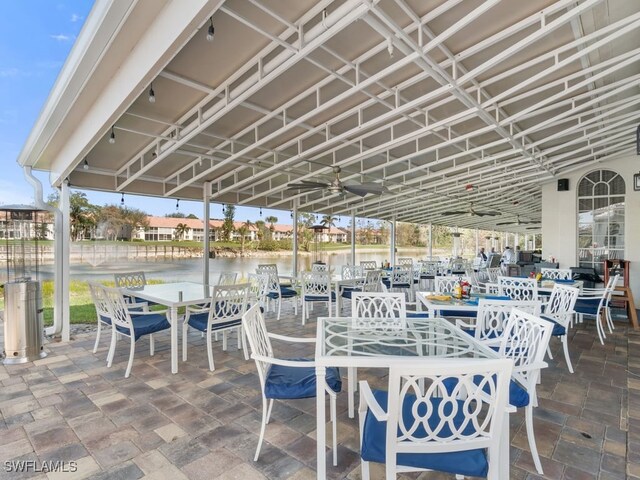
left=440, top=211, right=467, bottom=216
left=344, top=183, right=388, bottom=197
left=526, top=226, right=540, bottom=230
left=475, top=211, right=500, bottom=217
left=286, top=181, right=329, bottom=190
left=496, top=221, right=516, bottom=225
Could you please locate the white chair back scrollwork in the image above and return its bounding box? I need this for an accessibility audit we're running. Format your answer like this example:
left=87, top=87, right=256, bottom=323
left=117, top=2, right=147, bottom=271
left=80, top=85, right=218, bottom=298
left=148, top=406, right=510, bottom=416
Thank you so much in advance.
left=216, top=272, right=238, bottom=285
left=357, top=359, right=513, bottom=479
left=360, top=260, right=378, bottom=271
left=498, top=276, right=538, bottom=301
left=114, top=272, right=146, bottom=290
left=473, top=299, right=541, bottom=344
left=486, top=267, right=502, bottom=283
left=362, top=270, right=384, bottom=292
left=434, top=275, right=470, bottom=295
left=540, top=268, right=572, bottom=280
left=312, top=263, right=329, bottom=272
left=342, top=265, right=364, bottom=280
left=351, top=292, right=407, bottom=323
left=544, top=284, right=579, bottom=373
left=397, top=257, right=413, bottom=267
left=248, top=273, right=269, bottom=309
left=386, top=264, right=414, bottom=301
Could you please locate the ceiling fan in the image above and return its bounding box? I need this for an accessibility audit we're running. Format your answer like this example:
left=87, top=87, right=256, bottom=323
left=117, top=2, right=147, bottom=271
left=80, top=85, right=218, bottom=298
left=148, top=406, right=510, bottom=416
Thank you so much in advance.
left=441, top=203, right=499, bottom=217
left=496, top=215, right=539, bottom=226
left=286, top=166, right=389, bottom=197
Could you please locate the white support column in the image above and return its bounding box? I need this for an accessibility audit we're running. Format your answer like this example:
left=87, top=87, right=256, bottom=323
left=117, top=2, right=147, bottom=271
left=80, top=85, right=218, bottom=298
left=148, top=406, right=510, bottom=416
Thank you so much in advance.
left=475, top=228, right=479, bottom=257
left=203, top=182, right=211, bottom=286
left=350, top=210, right=356, bottom=265
left=390, top=217, right=396, bottom=265
left=60, top=180, right=71, bottom=342
left=292, top=201, right=299, bottom=277
left=428, top=223, right=433, bottom=259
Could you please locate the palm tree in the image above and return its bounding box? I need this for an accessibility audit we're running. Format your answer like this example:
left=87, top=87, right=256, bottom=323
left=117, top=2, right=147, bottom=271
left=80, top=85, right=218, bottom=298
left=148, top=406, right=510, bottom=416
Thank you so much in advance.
left=254, top=220, right=266, bottom=241
left=237, top=221, right=253, bottom=253
left=174, top=222, right=190, bottom=241
left=321, top=214, right=338, bottom=229
left=265, top=215, right=278, bottom=239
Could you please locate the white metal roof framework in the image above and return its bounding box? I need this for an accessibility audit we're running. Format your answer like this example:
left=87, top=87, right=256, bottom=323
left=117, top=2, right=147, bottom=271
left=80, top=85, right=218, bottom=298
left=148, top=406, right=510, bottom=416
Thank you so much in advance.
left=18, top=0, right=640, bottom=234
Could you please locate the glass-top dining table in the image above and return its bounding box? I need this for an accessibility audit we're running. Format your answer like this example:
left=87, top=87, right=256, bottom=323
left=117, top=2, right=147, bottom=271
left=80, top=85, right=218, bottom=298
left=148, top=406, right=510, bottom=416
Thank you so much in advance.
left=313, top=316, right=512, bottom=479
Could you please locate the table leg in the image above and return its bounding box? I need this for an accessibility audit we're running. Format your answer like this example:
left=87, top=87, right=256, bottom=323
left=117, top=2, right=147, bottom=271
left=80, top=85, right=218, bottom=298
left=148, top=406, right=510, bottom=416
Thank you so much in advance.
left=171, top=306, right=178, bottom=374
left=626, top=288, right=639, bottom=330
left=500, top=411, right=510, bottom=478
left=316, top=365, right=327, bottom=479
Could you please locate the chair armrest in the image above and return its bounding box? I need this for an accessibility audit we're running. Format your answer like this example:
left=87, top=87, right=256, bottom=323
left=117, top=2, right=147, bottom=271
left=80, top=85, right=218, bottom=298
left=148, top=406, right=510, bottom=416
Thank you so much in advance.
left=513, top=361, right=548, bottom=374
left=250, top=354, right=314, bottom=367
left=455, top=319, right=474, bottom=329
left=186, top=305, right=210, bottom=314
left=126, top=302, right=149, bottom=312
left=358, top=381, right=388, bottom=421
left=267, top=333, right=316, bottom=343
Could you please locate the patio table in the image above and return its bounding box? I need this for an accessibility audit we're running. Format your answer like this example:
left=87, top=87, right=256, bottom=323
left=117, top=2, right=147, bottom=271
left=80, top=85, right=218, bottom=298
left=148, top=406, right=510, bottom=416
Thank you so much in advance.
left=314, top=316, right=512, bottom=479
left=122, top=281, right=213, bottom=374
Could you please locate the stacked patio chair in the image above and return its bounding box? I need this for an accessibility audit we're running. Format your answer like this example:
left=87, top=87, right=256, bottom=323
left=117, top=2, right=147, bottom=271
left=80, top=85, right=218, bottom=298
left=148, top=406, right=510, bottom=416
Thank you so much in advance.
left=540, top=284, right=580, bottom=372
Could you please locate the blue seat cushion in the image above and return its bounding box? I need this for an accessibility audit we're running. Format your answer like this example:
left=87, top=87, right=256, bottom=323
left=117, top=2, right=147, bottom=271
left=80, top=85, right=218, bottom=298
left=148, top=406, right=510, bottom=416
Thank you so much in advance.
left=187, top=312, right=241, bottom=333
left=305, top=291, right=337, bottom=302
left=116, top=313, right=170, bottom=340
left=264, top=359, right=341, bottom=399
left=442, top=376, right=529, bottom=408
left=267, top=286, right=298, bottom=299
left=443, top=310, right=477, bottom=318
left=361, top=390, right=488, bottom=477
left=541, top=314, right=566, bottom=336
left=98, top=314, right=111, bottom=325
left=341, top=287, right=362, bottom=299
left=406, top=312, right=429, bottom=318
left=574, top=297, right=601, bottom=315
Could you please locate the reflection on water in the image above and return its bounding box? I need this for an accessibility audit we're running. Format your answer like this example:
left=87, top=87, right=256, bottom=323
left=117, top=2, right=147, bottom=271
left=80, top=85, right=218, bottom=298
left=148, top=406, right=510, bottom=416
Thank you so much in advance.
left=38, top=249, right=428, bottom=283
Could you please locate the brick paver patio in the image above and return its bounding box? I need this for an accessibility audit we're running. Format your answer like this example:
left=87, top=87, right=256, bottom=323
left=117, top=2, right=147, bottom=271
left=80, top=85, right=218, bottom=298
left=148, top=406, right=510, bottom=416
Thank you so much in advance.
left=0, top=304, right=638, bottom=479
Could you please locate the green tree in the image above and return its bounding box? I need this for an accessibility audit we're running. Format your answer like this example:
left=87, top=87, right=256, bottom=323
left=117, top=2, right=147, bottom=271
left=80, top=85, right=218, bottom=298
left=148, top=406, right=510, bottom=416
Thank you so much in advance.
left=48, top=191, right=99, bottom=241
left=297, top=212, right=315, bottom=252
left=174, top=222, right=190, bottom=241
left=265, top=215, right=278, bottom=240
left=321, top=214, right=337, bottom=229
left=165, top=212, right=186, bottom=218
left=186, top=214, right=198, bottom=219
left=221, top=205, right=236, bottom=241
left=95, top=205, right=148, bottom=241
left=237, top=219, right=254, bottom=253
left=254, top=220, right=266, bottom=241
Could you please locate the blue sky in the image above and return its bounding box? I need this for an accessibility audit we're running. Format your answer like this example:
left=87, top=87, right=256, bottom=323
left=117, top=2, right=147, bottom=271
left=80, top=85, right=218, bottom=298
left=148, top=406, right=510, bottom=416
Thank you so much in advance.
left=0, top=1, right=354, bottom=226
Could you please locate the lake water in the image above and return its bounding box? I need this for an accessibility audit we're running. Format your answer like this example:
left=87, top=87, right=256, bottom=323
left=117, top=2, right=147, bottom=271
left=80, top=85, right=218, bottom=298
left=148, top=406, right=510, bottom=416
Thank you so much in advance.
left=38, top=249, right=430, bottom=283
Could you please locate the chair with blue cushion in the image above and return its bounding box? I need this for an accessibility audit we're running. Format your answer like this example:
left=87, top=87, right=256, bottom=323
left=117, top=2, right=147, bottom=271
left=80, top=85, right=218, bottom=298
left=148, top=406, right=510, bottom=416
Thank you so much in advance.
left=415, top=260, right=438, bottom=290
left=242, top=304, right=342, bottom=464
left=262, top=270, right=298, bottom=320
left=358, top=359, right=513, bottom=479
left=346, top=292, right=407, bottom=418
left=540, top=268, right=572, bottom=280
left=574, top=274, right=618, bottom=344
left=382, top=265, right=414, bottom=302
left=301, top=271, right=334, bottom=324
left=360, top=260, right=378, bottom=271
left=540, top=284, right=579, bottom=372
left=496, top=308, right=553, bottom=475
left=498, top=276, right=538, bottom=301
left=456, top=299, right=541, bottom=347
left=340, top=269, right=383, bottom=314
left=114, top=271, right=157, bottom=306
left=103, top=286, right=170, bottom=378
left=182, top=283, right=250, bottom=371
left=88, top=281, right=148, bottom=360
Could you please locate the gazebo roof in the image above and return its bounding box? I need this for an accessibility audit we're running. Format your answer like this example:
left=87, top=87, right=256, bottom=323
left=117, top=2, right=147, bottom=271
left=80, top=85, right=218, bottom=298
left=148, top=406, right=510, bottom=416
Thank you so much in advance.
left=17, top=0, right=640, bottom=233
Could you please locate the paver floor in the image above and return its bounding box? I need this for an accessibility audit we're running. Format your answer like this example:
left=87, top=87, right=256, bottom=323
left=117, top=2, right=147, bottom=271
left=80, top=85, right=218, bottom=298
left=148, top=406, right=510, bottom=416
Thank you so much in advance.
left=0, top=303, right=637, bottom=479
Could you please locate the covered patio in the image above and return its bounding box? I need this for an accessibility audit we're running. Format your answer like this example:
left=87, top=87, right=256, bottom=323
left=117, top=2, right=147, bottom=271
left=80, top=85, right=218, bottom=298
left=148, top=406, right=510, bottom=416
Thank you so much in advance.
left=8, top=0, right=640, bottom=478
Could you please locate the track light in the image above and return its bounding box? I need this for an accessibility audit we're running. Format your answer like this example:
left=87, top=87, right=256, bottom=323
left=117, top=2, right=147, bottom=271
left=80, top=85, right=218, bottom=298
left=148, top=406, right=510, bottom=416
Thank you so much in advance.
left=176, top=199, right=180, bottom=211
left=83, top=158, right=89, bottom=170
left=109, top=126, right=115, bottom=144
left=206, top=17, right=214, bottom=41
left=120, top=193, right=125, bottom=206
left=148, top=83, right=155, bottom=103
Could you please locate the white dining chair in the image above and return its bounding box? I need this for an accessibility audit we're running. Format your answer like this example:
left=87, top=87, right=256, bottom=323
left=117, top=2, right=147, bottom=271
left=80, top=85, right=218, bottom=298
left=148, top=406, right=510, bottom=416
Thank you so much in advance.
left=242, top=304, right=341, bottom=465
left=301, top=271, right=333, bottom=324
left=358, top=359, right=513, bottom=479
left=540, top=284, right=579, bottom=372
left=498, top=276, right=538, bottom=301
left=540, top=268, right=572, bottom=280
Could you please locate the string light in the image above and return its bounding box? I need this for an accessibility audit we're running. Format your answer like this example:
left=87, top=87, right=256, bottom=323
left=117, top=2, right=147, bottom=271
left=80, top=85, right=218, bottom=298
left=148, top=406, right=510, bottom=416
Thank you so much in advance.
left=83, top=158, right=89, bottom=170
left=148, top=83, right=155, bottom=103
left=120, top=193, right=125, bottom=206
left=109, top=126, right=115, bottom=144
left=176, top=199, right=180, bottom=211
left=206, top=17, right=215, bottom=41
left=259, top=207, right=262, bottom=217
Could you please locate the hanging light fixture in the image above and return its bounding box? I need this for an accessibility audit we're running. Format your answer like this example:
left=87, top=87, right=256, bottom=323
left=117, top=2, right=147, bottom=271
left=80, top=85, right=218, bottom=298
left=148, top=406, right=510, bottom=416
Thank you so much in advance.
left=259, top=207, right=262, bottom=217
left=83, top=158, right=89, bottom=170
left=222, top=204, right=225, bottom=213
left=387, top=37, right=394, bottom=58
left=176, top=199, right=180, bottom=211
left=109, top=126, right=115, bottom=144
left=120, top=193, right=125, bottom=206
left=148, top=83, right=155, bottom=103
left=206, top=17, right=215, bottom=41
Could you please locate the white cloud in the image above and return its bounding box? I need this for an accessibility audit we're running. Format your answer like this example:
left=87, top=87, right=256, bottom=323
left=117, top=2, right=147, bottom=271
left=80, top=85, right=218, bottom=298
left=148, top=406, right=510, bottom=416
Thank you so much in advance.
left=0, top=180, right=34, bottom=206
left=0, top=68, right=20, bottom=78
left=70, top=13, right=82, bottom=22
left=50, top=34, right=74, bottom=42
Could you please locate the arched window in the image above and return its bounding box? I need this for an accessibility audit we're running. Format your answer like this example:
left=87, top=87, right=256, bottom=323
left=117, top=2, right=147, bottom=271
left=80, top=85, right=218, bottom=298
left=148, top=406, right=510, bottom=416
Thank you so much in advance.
left=577, top=170, right=625, bottom=275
